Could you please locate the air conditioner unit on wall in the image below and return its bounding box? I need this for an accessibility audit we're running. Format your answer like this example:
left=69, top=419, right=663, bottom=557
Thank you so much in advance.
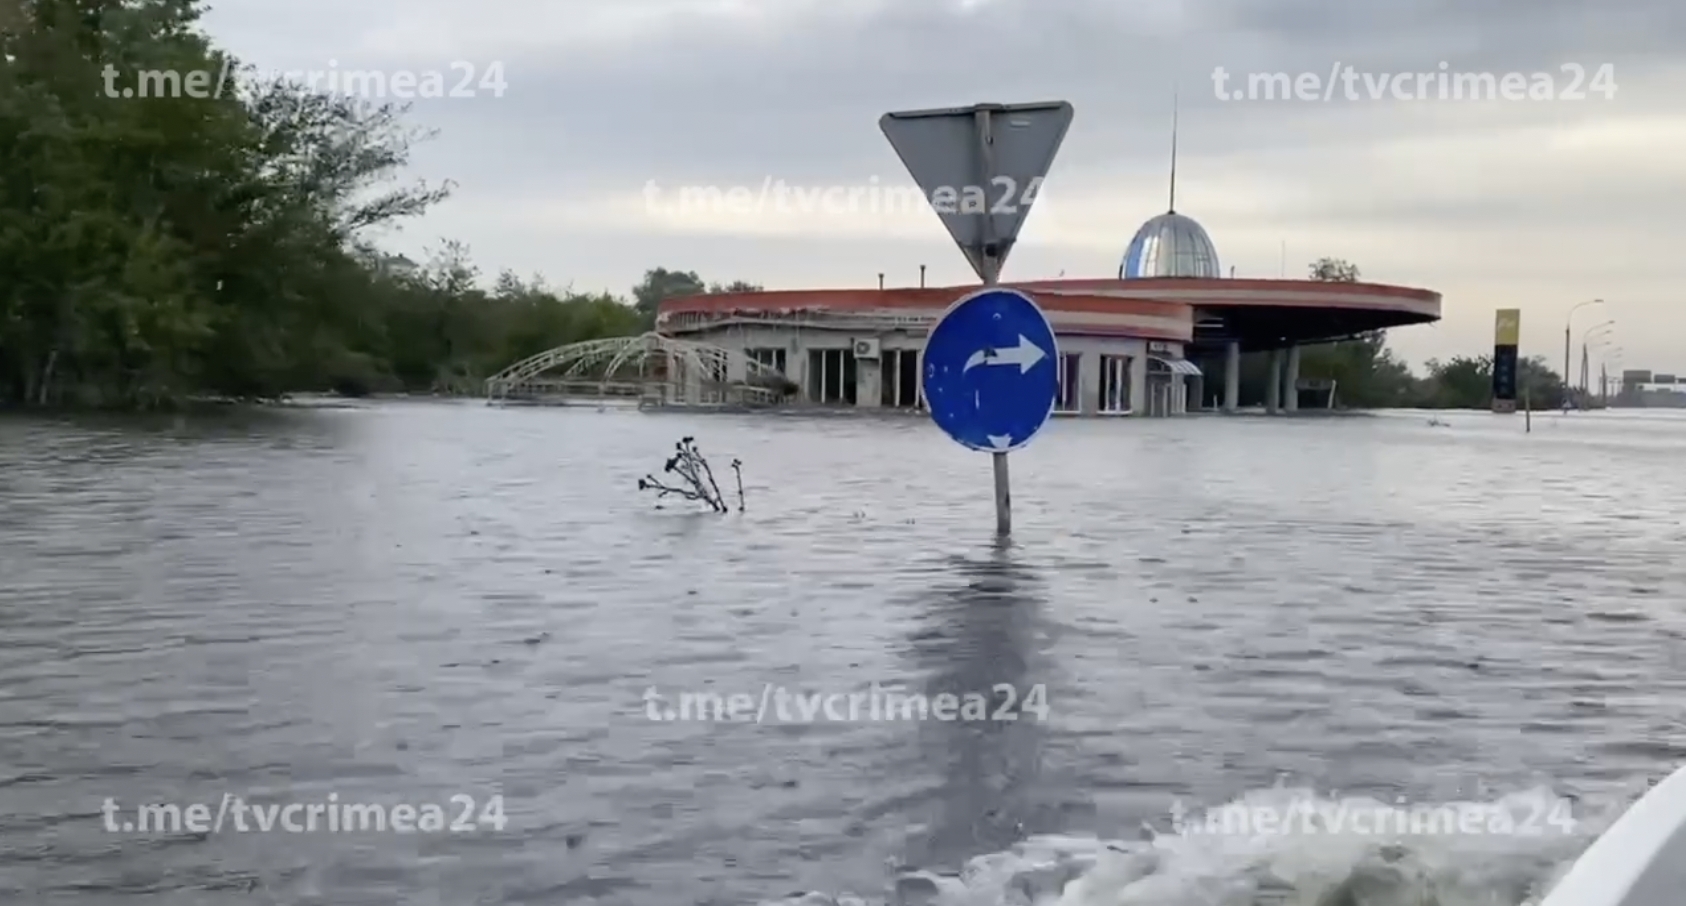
left=853, top=338, right=881, bottom=358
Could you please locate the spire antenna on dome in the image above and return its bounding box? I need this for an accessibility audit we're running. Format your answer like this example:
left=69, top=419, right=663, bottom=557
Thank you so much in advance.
left=1167, top=87, right=1179, bottom=214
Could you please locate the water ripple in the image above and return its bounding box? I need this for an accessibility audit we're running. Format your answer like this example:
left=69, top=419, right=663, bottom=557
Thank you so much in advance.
left=2, top=405, right=1685, bottom=904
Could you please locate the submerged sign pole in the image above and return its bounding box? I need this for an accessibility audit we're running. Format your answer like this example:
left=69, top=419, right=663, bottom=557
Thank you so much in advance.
left=975, top=106, right=1011, bottom=534
left=880, top=100, right=1072, bottom=536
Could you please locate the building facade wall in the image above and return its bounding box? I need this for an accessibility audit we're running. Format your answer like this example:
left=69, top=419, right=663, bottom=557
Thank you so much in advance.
left=679, top=322, right=1186, bottom=417
left=652, top=277, right=1440, bottom=417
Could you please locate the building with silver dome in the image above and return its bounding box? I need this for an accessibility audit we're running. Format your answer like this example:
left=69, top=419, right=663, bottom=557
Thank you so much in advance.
left=1119, top=211, right=1223, bottom=279
left=631, top=199, right=1440, bottom=418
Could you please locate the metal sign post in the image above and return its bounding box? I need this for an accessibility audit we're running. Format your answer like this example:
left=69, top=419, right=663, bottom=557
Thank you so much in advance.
left=974, top=107, right=1011, bottom=535
left=880, top=101, right=1072, bottom=536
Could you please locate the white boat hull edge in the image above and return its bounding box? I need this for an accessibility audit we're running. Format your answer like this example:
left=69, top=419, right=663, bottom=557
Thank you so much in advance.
left=1539, top=764, right=1686, bottom=906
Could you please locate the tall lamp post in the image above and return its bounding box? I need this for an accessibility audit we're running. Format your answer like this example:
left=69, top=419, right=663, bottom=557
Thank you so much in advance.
left=1581, top=320, right=1615, bottom=393
left=1565, top=299, right=1604, bottom=406
left=1601, top=346, right=1624, bottom=402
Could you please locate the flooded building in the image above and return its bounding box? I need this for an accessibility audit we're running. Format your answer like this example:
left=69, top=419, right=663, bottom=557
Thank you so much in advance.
left=654, top=209, right=1442, bottom=417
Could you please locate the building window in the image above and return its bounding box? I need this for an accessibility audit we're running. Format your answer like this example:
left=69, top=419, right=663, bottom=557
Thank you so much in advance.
left=746, top=347, right=787, bottom=373
left=880, top=348, right=921, bottom=408
left=1099, top=354, right=1131, bottom=413
left=806, top=348, right=857, bottom=404
left=1055, top=353, right=1080, bottom=412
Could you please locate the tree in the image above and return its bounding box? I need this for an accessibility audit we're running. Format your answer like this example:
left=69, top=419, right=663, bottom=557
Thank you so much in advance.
left=1296, top=332, right=1419, bottom=408
left=630, top=268, right=705, bottom=327
left=1518, top=355, right=1568, bottom=410
left=708, top=280, right=762, bottom=294
left=0, top=0, right=651, bottom=407
left=627, top=270, right=762, bottom=330
left=0, top=0, right=461, bottom=406
left=1420, top=355, right=1490, bottom=407
left=1308, top=257, right=1360, bottom=282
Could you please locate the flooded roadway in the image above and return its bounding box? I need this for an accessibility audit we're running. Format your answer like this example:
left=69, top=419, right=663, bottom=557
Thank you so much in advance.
left=3, top=403, right=1686, bottom=905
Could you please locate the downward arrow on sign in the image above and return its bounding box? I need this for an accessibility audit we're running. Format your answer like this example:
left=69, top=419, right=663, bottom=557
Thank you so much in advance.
left=962, top=335, right=1046, bottom=374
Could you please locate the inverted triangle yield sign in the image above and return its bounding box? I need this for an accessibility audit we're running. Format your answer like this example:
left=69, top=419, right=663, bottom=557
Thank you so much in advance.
left=879, top=101, right=1073, bottom=280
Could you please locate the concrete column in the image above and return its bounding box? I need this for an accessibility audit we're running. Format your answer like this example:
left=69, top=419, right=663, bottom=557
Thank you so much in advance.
left=1128, top=353, right=1148, bottom=415
left=684, top=354, right=703, bottom=405
left=1223, top=342, right=1240, bottom=413
left=855, top=357, right=880, bottom=407
left=917, top=345, right=930, bottom=409
left=1079, top=350, right=1100, bottom=415
left=1265, top=349, right=1282, bottom=413
left=788, top=344, right=808, bottom=401
left=1283, top=345, right=1300, bottom=413
left=727, top=349, right=747, bottom=384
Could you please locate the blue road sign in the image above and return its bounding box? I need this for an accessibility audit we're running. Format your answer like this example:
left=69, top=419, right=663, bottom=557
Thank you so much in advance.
left=921, top=288, right=1059, bottom=452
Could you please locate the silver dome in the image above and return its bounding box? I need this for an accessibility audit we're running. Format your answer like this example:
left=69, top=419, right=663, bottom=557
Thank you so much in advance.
left=1119, top=212, right=1221, bottom=279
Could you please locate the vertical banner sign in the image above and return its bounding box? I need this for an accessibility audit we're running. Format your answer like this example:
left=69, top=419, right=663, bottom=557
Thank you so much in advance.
left=1492, top=308, right=1520, bottom=413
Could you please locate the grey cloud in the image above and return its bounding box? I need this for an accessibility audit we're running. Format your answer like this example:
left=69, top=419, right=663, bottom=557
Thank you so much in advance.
left=1260, top=185, right=1669, bottom=232
left=353, top=0, right=1675, bottom=206
left=200, top=0, right=1686, bottom=364
left=1205, top=0, right=1682, bottom=69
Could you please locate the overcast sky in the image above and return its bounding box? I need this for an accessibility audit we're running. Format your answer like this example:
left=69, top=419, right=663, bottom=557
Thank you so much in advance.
left=201, top=0, right=1683, bottom=374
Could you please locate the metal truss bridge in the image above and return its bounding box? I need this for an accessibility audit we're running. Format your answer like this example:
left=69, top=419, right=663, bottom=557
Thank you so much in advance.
left=484, top=332, right=793, bottom=408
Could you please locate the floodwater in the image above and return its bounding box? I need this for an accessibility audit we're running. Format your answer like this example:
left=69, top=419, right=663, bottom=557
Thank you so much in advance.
left=4, top=402, right=1686, bottom=905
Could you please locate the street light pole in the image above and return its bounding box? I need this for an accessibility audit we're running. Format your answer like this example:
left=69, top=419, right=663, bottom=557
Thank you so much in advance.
left=1605, top=348, right=1624, bottom=403
left=1565, top=299, right=1604, bottom=407
left=1581, top=320, right=1615, bottom=394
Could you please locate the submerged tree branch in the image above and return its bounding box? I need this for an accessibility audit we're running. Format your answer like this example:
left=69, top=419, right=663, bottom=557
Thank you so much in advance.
left=637, top=437, right=744, bottom=512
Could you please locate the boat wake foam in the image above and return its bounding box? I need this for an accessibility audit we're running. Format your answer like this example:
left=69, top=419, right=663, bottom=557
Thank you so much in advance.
left=763, top=785, right=1629, bottom=906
